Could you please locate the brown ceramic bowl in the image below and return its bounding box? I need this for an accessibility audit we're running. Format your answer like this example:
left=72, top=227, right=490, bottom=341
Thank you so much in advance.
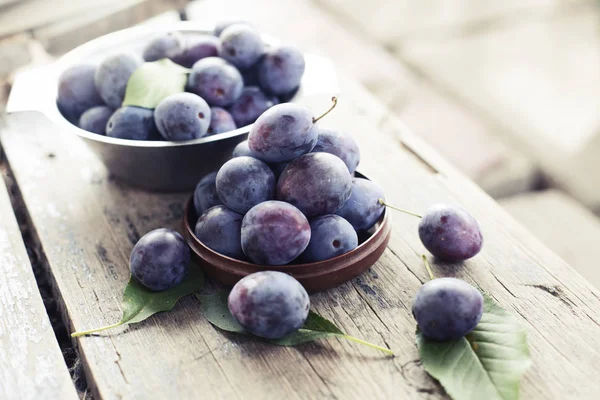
left=182, top=174, right=391, bottom=292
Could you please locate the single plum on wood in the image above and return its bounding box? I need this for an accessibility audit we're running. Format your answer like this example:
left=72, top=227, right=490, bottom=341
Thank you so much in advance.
left=228, top=271, right=310, bottom=339
left=418, top=204, right=483, bottom=262
left=130, top=228, right=190, bottom=291
left=412, top=277, right=483, bottom=341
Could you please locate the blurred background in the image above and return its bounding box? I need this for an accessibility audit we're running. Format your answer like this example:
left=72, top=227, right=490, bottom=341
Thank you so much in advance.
left=0, top=0, right=598, bottom=286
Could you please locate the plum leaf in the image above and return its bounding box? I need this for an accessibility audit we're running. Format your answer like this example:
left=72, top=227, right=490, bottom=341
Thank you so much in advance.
left=122, top=58, right=190, bottom=109
left=71, top=265, right=204, bottom=337
left=197, top=291, right=393, bottom=355
left=416, top=294, right=531, bottom=400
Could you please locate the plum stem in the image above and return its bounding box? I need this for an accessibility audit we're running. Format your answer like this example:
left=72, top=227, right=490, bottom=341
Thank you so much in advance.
left=71, top=322, right=123, bottom=338
left=343, top=334, right=394, bottom=356
left=378, top=199, right=422, bottom=218
left=422, top=255, right=435, bottom=280
left=312, top=96, right=338, bottom=123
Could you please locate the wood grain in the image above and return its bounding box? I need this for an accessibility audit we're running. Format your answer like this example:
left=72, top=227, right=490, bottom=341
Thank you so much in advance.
left=34, top=0, right=188, bottom=55
left=0, top=1, right=599, bottom=399
left=0, top=158, right=78, bottom=399
left=2, top=74, right=600, bottom=398
left=500, top=189, right=600, bottom=289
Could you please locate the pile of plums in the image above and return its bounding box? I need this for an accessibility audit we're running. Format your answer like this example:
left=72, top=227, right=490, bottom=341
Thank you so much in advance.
left=193, top=99, right=375, bottom=265
left=56, top=21, right=304, bottom=141
left=73, top=20, right=488, bottom=344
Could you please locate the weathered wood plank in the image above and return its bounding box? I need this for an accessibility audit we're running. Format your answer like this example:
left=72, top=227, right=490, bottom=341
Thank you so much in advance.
left=500, top=190, right=600, bottom=289
left=0, top=1, right=598, bottom=398
left=2, top=76, right=600, bottom=398
left=0, top=0, right=125, bottom=37
left=0, top=156, right=78, bottom=399
left=34, top=0, right=188, bottom=55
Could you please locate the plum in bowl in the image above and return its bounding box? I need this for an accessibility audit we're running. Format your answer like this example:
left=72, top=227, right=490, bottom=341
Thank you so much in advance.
left=183, top=172, right=391, bottom=293
left=7, top=22, right=337, bottom=191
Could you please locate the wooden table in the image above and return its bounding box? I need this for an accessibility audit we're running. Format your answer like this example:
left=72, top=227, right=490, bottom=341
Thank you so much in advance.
left=1, top=0, right=600, bottom=398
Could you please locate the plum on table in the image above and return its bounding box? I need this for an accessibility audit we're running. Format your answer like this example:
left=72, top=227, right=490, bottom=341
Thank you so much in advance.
left=130, top=228, right=190, bottom=291
left=228, top=271, right=310, bottom=339
left=412, top=277, right=483, bottom=341
left=418, top=204, right=483, bottom=262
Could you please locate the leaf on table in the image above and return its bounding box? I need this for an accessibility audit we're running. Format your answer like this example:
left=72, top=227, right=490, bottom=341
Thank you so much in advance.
left=71, top=265, right=204, bottom=337
left=122, top=265, right=205, bottom=324
left=122, top=58, right=190, bottom=109
left=197, top=291, right=245, bottom=333
left=197, top=291, right=393, bottom=355
left=271, top=312, right=344, bottom=346
left=416, top=294, right=531, bottom=400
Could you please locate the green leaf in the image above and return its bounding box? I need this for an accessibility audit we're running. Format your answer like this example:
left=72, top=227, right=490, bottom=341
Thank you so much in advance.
left=122, top=58, right=190, bottom=109
left=271, top=312, right=344, bottom=346
left=416, top=294, right=531, bottom=400
left=72, top=265, right=204, bottom=337
left=197, top=291, right=245, bottom=333
left=197, top=291, right=393, bottom=355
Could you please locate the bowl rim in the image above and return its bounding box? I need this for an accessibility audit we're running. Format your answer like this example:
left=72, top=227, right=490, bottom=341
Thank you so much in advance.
left=51, top=21, right=283, bottom=149
left=183, top=194, right=389, bottom=270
